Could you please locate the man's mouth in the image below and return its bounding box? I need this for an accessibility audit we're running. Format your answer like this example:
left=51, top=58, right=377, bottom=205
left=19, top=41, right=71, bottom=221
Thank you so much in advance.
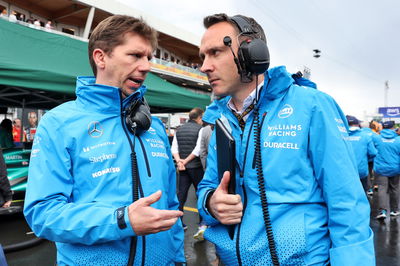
left=127, top=77, right=144, bottom=88
left=208, top=77, right=219, bottom=85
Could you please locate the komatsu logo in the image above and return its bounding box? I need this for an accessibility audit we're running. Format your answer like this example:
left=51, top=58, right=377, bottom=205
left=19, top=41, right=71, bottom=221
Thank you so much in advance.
left=278, top=104, right=293, bottom=118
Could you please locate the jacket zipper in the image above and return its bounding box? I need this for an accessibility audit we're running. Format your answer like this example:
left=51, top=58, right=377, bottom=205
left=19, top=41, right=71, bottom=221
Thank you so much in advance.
left=239, top=118, right=256, bottom=177
left=137, top=158, right=146, bottom=266
left=235, top=115, right=256, bottom=266
left=236, top=182, right=248, bottom=266
left=252, top=112, right=267, bottom=169
left=120, top=99, right=147, bottom=266
left=236, top=111, right=266, bottom=265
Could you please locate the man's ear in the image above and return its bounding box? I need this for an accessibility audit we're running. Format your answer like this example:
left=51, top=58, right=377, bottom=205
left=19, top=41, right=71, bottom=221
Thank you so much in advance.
left=93, top=48, right=106, bottom=70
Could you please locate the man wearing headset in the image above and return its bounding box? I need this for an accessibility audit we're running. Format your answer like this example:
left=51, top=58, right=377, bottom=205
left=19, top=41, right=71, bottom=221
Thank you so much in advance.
left=24, top=15, right=185, bottom=265
left=197, top=13, right=374, bottom=265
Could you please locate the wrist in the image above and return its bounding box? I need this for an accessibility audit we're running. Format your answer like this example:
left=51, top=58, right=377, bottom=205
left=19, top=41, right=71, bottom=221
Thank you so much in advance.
left=205, top=190, right=216, bottom=218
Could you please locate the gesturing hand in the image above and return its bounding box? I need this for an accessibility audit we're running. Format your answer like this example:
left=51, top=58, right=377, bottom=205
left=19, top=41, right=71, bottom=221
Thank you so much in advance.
left=128, top=190, right=183, bottom=235
left=209, top=171, right=243, bottom=225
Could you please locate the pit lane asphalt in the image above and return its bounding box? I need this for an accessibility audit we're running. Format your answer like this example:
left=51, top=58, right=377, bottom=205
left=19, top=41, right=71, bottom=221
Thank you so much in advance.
left=1, top=186, right=398, bottom=266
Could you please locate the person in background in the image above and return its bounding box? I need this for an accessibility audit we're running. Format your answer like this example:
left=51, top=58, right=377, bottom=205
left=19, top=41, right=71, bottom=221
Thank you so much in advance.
left=33, top=19, right=41, bottom=28
left=197, top=13, right=374, bottom=265
left=192, top=104, right=220, bottom=242
left=45, top=20, right=53, bottom=30
left=0, top=149, right=12, bottom=208
left=9, top=11, right=17, bottom=21
left=0, top=9, right=7, bottom=17
left=26, top=17, right=34, bottom=25
left=24, top=15, right=185, bottom=265
left=360, top=121, right=376, bottom=195
left=25, top=111, right=38, bottom=142
left=17, top=13, right=25, bottom=22
left=369, top=120, right=382, bottom=192
left=12, top=118, right=25, bottom=143
left=171, top=107, right=206, bottom=237
left=373, top=120, right=400, bottom=219
left=346, top=115, right=377, bottom=192
left=0, top=119, right=14, bottom=149
left=370, top=120, right=381, bottom=134
left=199, top=121, right=213, bottom=170
left=198, top=103, right=219, bottom=170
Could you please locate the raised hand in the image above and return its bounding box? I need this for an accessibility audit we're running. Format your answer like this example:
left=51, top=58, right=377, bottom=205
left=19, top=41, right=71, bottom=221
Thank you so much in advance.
left=209, top=171, right=243, bottom=225
left=128, top=190, right=183, bottom=235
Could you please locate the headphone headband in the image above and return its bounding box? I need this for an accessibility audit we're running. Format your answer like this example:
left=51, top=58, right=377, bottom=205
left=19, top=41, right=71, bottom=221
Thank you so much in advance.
left=230, top=16, right=257, bottom=35
left=226, top=15, right=270, bottom=82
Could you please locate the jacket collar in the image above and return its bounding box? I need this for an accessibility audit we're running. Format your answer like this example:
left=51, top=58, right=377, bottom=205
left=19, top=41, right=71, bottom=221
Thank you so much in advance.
left=380, top=129, right=398, bottom=139
left=75, top=76, right=147, bottom=113
left=211, top=66, right=294, bottom=119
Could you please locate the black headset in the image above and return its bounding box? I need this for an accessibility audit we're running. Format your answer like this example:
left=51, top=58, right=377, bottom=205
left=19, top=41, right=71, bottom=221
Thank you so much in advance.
left=125, top=98, right=152, bottom=135
left=224, top=15, right=270, bottom=83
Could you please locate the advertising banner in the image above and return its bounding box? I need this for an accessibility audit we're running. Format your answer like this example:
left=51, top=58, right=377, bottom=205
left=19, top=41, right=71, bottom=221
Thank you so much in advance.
left=378, top=107, right=400, bottom=118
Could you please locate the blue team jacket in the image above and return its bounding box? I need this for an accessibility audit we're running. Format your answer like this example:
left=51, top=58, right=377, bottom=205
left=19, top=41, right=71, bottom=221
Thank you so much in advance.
left=24, top=77, right=185, bottom=265
left=197, top=66, right=374, bottom=266
left=373, top=129, right=400, bottom=177
left=347, top=127, right=377, bottom=178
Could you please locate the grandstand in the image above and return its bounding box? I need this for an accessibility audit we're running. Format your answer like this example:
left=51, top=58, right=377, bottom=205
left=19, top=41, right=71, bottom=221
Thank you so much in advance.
left=0, top=0, right=211, bottom=112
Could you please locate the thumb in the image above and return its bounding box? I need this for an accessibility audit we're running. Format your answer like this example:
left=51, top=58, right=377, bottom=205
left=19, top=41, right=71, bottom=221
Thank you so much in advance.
left=140, top=190, right=162, bottom=206
left=217, top=171, right=230, bottom=194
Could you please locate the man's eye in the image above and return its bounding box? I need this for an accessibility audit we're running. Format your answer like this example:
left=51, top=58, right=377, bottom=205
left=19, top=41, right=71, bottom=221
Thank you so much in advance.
left=212, top=50, right=220, bottom=56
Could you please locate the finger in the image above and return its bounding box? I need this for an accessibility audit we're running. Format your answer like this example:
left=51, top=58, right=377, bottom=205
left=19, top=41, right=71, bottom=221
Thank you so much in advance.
left=214, top=203, right=242, bottom=216
left=221, top=194, right=242, bottom=205
left=140, top=190, right=162, bottom=206
left=223, top=217, right=242, bottom=225
left=217, top=171, right=231, bottom=194
left=155, top=209, right=183, bottom=219
left=147, top=217, right=180, bottom=234
left=157, top=217, right=180, bottom=230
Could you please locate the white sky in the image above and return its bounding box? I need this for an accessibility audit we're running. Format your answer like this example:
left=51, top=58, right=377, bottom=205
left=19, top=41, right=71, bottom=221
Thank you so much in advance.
left=117, top=0, right=400, bottom=120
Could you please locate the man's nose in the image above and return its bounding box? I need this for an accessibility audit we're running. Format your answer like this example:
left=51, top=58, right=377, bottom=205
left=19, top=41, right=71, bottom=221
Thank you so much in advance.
left=200, top=58, right=213, bottom=73
left=139, top=57, right=151, bottom=72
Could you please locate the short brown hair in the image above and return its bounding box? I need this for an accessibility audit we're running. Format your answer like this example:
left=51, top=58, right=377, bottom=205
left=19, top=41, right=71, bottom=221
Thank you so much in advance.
left=203, top=13, right=266, bottom=42
left=189, top=108, right=204, bottom=120
left=88, top=15, right=158, bottom=76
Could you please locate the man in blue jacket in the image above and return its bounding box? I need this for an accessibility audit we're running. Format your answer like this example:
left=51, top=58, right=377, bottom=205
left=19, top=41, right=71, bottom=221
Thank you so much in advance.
left=24, top=15, right=185, bottom=265
left=197, top=13, right=374, bottom=265
left=346, top=115, right=377, bottom=192
left=373, top=120, right=400, bottom=219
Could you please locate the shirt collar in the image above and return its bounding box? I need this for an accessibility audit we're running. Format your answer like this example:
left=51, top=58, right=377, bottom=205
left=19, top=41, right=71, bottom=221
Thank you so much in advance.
left=227, top=81, right=264, bottom=114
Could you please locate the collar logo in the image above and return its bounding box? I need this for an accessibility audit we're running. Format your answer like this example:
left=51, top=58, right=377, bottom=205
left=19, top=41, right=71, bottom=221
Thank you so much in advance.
left=278, top=104, right=293, bottom=119
left=88, top=121, right=103, bottom=138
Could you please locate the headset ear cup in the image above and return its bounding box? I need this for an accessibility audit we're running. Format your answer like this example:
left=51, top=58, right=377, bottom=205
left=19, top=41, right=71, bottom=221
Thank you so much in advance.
left=133, top=103, right=152, bottom=132
left=248, top=39, right=270, bottom=74
left=125, top=99, right=152, bottom=135
left=240, top=39, right=270, bottom=75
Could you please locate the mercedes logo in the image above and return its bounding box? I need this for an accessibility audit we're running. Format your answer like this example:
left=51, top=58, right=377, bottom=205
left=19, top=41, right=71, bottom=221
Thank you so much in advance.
left=87, top=121, right=104, bottom=138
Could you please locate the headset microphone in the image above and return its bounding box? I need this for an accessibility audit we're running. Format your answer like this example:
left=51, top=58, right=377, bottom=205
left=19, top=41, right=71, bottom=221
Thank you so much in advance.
left=223, top=36, right=244, bottom=78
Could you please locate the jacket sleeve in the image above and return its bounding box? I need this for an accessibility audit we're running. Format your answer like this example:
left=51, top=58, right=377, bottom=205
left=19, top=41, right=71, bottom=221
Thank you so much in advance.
left=308, top=92, right=375, bottom=266
left=197, top=130, right=220, bottom=226
left=24, top=115, right=135, bottom=244
left=367, top=135, right=377, bottom=160
left=161, top=126, right=185, bottom=263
